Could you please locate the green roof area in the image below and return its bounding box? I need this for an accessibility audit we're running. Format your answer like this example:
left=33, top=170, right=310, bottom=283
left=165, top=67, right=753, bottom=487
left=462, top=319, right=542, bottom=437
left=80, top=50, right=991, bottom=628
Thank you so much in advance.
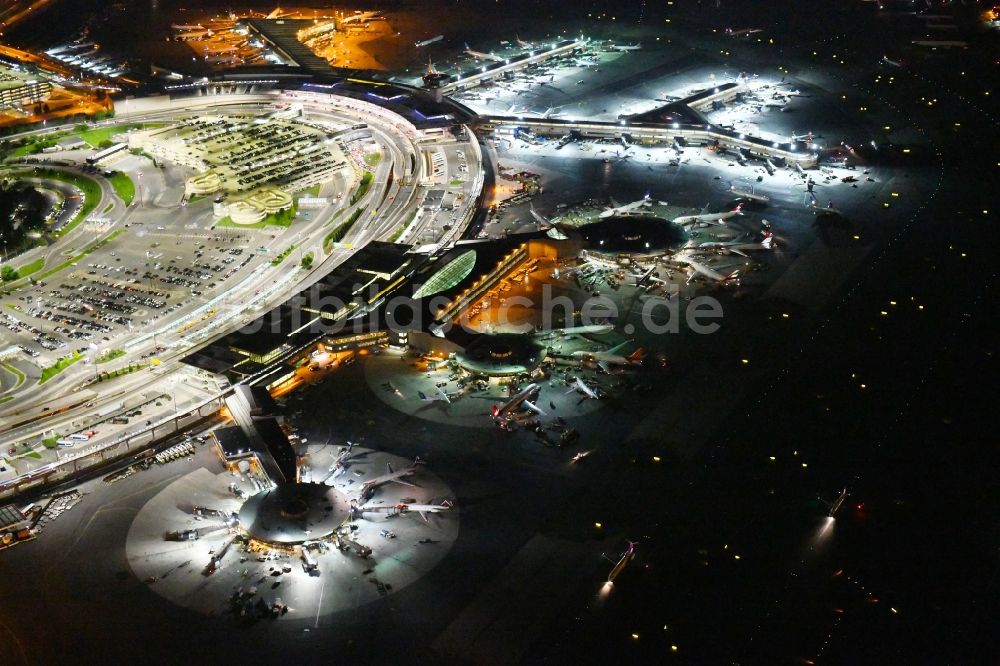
left=413, top=250, right=477, bottom=299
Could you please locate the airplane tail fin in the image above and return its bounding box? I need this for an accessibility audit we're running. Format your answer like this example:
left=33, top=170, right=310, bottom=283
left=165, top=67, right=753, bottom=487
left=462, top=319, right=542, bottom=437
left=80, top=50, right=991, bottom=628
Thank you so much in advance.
left=626, top=348, right=646, bottom=363
left=734, top=203, right=744, bottom=214
left=761, top=236, right=774, bottom=250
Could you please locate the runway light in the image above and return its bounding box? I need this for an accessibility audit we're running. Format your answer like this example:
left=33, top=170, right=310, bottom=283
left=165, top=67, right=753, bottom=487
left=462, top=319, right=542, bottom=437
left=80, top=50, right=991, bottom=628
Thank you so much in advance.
left=741, top=358, right=749, bottom=364
left=595, top=522, right=602, bottom=529
left=652, top=456, right=661, bottom=462
left=631, top=633, right=640, bottom=640
left=671, top=645, right=679, bottom=652
left=769, top=456, right=776, bottom=461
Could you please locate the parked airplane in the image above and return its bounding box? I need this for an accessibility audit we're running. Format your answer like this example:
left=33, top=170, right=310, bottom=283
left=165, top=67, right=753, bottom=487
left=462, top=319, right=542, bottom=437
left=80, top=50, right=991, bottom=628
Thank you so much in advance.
left=698, top=235, right=773, bottom=257
left=730, top=185, right=770, bottom=203
left=464, top=42, right=505, bottom=62
left=599, top=194, right=652, bottom=218
left=419, top=386, right=451, bottom=404
left=672, top=204, right=743, bottom=226
left=566, top=377, right=600, bottom=400
left=535, top=324, right=614, bottom=338
left=609, top=43, right=641, bottom=51
left=570, top=450, right=593, bottom=463
left=675, top=255, right=741, bottom=284
left=359, top=458, right=424, bottom=499
left=529, top=204, right=554, bottom=229
left=571, top=342, right=646, bottom=368
left=516, top=34, right=534, bottom=49
left=492, top=383, right=545, bottom=423
left=360, top=499, right=453, bottom=522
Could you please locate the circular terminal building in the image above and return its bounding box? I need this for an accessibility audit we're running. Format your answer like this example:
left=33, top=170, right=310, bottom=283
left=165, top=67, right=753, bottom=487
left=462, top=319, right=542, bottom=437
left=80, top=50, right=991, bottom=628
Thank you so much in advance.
left=578, top=215, right=688, bottom=255
left=455, top=333, right=544, bottom=377
left=238, top=482, right=352, bottom=545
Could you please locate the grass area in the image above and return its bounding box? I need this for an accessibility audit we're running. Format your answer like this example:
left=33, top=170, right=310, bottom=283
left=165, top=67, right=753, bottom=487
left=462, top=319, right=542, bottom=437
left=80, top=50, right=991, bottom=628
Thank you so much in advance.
left=324, top=207, right=347, bottom=226
left=300, top=251, right=314, bottom=269
left=95, top=348, right=126, bottom=364
left=351, top=171, right=374, bottom=205
left=363, top=152, right=382, bottom=167
left=214, top=205, right=297, bottom=230
left=24, top=451, right=42, bottom=459
left=298, top=183, right=322, bottom=197
left=41, top=435, right=61, bottom=449
left=1, top=361, right=26, bottom=390
left=94, top=362, right=146, bottom=382
left=39, top=351, right=81, bottom=385
left=74, top=123, right=157, bottom=148
left=387, top=209, right=418, bottom=243
left=450, top=178, right=465, bottom=186
left=30, top=228, right=126, bottom=284
left=106, top=171, right=134, bottom=206
left=0, top=395, right=13, bottom=405
left=102, top=202, right=113, bottom=213
left=15, top=257, right=45, bottom=279
left=271, top=244, right=298, bottom=266
left=324, top=208, right=364, bottom=253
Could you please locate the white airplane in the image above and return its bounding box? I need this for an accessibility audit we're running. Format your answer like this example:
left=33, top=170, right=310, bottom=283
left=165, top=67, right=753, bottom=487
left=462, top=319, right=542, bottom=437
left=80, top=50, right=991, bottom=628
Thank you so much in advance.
left=419, top=386, right=451, bottom=404
left=599, top=194, right=652, bottom=218
left=571, top=342, right=646, bottom=367
left=340, top=11, right=381, bottom=25
left=529, top=204, right=553, bottom=229
left=672, top=204, right=744, bottom=226
left=536, top=324, right=614, bottom=338
left=358, top=458, right=424, bottom=498
left=791, top=130, right=815, bottom=142
left=516, top=34, right=534, bottom=49
left=464, top=42, right=505, bottom=62
left=492, top=383, right=545, bottom=421
left=730, top=185, right=770, bottom=203
left=566, top=377, right=600, bottom=400
left=675, top=255, right=741, bottom=285
left=326, top=442, right=358, bottom=481
left=361, top=499, right=453, bottom=522
left=725, top=28, right=763, bottom=38
left=826, top=488, right=849, bottom=517
left=605, top=541, right=637, bottom=582
left=609, top=43, right=641, bottom=51
left=570, top=450, right=593, bottom=463
left=698, top=235, right=773, bottom=257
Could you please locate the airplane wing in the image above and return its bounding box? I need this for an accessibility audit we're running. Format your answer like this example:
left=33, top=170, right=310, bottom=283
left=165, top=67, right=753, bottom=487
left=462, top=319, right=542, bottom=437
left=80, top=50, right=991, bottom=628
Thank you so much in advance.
left=390, top=477, right=418, bottom=487
left=728, top=248, right=750, bottom=258
left=597, top=361, right=611, bottom=373
left=522, top=400, right=546, bottom=416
